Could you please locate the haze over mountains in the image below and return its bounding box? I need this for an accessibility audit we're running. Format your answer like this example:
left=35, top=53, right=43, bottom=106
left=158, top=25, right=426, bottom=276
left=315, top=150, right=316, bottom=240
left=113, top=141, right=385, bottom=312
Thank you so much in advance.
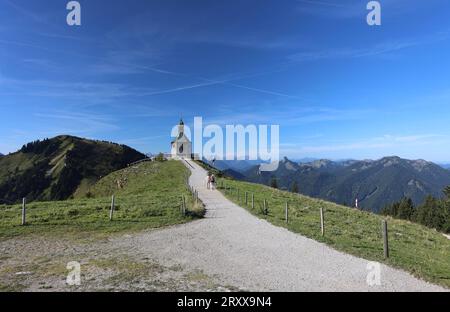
left=214, top=157, right=450, bottom=212
left=208, top=158, right=450, bottom=173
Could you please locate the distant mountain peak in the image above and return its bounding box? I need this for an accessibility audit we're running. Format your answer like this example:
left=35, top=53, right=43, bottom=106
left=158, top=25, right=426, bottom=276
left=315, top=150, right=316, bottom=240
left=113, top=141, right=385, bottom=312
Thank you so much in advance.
left=376, top=156, right=434, bottom=171
left=276, top=157, right=297, bottom=170
left=240, top=155, right=450, bottom=212
left=381, top=156, right=401, bottom=160
left=309, top=159, right=335, bottom=169
left=381, top=157, right=402, bottom=167
left=409, top=159, right=432, bottom=172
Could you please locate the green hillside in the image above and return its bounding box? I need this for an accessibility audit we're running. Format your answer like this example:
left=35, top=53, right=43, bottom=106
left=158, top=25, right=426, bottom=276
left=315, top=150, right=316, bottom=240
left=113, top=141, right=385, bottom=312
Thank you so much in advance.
left=218, top=177, right=450, bottom=288
left=0, top=135, right=146, bottom=203
left=0, top=161, right=203, bottom=240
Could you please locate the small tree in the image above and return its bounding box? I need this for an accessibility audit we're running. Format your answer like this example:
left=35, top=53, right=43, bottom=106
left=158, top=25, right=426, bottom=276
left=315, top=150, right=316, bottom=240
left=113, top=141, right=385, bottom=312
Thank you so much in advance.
left=380, top=204, right=392, bottom=216
left=415, top=195, right=439, bottom=228
left=270, top=176, right=278, bottom=189
left=291, top=181, right=299, bottom=193
left=381, top=200, right=401, bottom=217
left=154, top=153, right=166, bottom=162
left=444, top=186, right=450, bottom=199
left=442, top=200, right=450, bottom=233
left=397, top=197, right=415, bottom=220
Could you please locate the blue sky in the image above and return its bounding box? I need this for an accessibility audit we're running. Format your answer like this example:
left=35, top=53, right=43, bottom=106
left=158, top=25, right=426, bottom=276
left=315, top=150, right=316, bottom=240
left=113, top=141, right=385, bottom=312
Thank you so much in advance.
left=1, top=0, right=450, bottom=162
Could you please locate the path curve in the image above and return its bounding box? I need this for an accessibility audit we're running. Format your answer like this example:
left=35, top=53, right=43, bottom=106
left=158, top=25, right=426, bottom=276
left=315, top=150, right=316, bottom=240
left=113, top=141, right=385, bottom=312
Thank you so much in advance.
left=116, top=160, right=445, bottom=291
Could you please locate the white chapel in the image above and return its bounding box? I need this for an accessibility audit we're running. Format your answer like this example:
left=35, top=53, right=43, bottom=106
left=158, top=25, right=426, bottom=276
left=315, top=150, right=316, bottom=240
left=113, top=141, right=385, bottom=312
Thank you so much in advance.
left=171, top=119, right=192, bottom=159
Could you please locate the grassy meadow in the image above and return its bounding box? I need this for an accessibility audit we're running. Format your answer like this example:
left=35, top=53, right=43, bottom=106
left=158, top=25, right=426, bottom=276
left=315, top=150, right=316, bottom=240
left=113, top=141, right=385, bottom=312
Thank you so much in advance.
left=218, top=178, right=450, bottom=288
left=0, top=161, right=204, bottom=240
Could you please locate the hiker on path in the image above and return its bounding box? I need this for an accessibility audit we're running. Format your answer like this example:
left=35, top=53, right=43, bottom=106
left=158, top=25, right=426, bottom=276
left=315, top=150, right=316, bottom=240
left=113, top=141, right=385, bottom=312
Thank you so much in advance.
left=205, top=173, right=211, bottom=189
left=210, top=174, right=216, bottom=190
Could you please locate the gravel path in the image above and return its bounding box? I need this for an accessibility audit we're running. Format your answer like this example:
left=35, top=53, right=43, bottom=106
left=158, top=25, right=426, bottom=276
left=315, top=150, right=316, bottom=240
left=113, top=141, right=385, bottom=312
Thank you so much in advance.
left=113, top=160, right=445, bottom=292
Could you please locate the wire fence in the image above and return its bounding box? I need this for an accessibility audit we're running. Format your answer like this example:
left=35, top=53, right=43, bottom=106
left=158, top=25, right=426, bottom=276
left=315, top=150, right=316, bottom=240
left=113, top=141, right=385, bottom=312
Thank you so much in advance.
left=0, top=160, right=207, bottom=230
left=0, top=183, right=204, bottom=227
left=217, top=178, right=396, bottom=260
left=218, top=178, right=450, bottom=281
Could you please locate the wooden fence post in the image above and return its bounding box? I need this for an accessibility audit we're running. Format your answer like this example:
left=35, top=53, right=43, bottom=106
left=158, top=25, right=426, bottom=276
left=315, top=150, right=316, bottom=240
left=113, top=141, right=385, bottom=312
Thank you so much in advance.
left=109, top=195, right=115, bottom=221
left=320, top=207, right=325, bottom=236
left=285, top=201, right=289, bottom=223
left=263, top=199, right=267, bottom=215
left=245, top=192, right=248, bottom=205
left=382, top=220, right=389, bottom=258
left=251, top=193, right=254, bottom=209
left=237, top=189, right=240, bottom=201
left=183, top=195, right=186, bottom=216
left=21, top=197, right=26, bottom=226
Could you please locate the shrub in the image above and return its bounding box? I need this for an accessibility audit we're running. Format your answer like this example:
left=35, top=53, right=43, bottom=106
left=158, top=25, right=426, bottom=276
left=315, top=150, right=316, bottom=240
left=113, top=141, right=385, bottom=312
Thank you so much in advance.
left=154, top=153, right=166, bottom=162
left=66, top=209, right=79, bottom=217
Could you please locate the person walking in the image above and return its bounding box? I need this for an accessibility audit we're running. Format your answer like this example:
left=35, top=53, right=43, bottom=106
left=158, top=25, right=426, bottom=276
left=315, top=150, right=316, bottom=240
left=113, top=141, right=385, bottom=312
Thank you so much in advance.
left=210, top=174, right=216, bottom=190
left=205, top=173, right=211, bottom=190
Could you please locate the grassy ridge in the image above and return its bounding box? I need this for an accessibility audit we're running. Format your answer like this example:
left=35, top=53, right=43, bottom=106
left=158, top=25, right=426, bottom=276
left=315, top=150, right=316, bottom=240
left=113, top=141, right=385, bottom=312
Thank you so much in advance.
left=0, top=161, right=203, bottom=240
left=218, top=178, right=450, bottom=288
left=0, top=135, right=145, bottom=203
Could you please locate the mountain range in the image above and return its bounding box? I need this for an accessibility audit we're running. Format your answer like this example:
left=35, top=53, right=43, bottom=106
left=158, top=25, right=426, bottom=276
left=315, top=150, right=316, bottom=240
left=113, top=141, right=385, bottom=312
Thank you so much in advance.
left=206, top=157, right=450, bottom=173
left=204, top=159, right=263, bottom=172
left=0, top=135, right=145, bottom=204
left=235, top=156, right=450, bottom=212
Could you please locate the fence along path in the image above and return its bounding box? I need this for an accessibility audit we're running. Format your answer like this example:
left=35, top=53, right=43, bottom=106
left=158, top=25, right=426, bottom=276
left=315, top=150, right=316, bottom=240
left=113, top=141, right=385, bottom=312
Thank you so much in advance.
left=112, top=159, right=444, bottom=291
